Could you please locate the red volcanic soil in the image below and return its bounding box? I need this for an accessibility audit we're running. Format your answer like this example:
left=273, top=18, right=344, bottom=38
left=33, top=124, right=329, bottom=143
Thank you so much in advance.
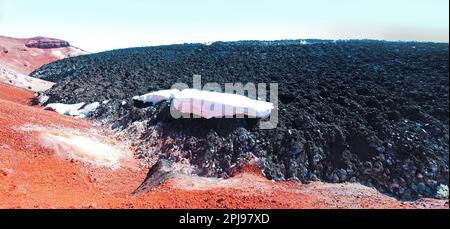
left=0, top=35, right=87, bottom=75
left=0, top=83, right=447, bottom=209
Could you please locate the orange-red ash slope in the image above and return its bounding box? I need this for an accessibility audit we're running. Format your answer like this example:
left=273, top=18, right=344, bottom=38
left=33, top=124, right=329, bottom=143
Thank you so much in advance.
left=0, top=83, right=447, bottom=209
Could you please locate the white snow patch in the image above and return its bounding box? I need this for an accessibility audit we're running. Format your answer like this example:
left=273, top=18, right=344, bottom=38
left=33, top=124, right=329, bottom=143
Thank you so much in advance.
left=66, top=48, right=90, bottom=57
left=83, top=102, right=101, bottom=112
left=51, top=50, right=65, bottom=59
left=172, top=89, right=273, bottom=119
left=44, top=101, right=100, bottom=117
left=133, top=89, right=180, bottom=105
left=300, top=40, right=309, bottom=45
left=436, top=184, right=449, bottom=199
left=44, top=103, right=85, bottom=116
left=75, top=114, right=86, bottom=119
left=71, top=102, right=100, bottom=117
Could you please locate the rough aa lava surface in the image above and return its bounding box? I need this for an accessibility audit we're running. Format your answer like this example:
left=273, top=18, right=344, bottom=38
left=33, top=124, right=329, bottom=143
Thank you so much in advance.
left=32, top=40, right=449, bottom=200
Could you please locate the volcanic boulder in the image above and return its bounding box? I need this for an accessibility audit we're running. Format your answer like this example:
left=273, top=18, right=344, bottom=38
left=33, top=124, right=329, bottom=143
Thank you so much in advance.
left=133, top=159, right=176, bottom=194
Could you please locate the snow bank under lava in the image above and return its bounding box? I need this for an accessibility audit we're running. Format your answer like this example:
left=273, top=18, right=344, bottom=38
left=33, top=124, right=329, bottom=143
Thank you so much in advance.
left=133, top=89, right=274, bottom=119
left=172, top=89, right=274, bottom=119
left=44, top=102, right=100, bottom=118
left=132, top=89, right=180, bottom=105
left=44, top=88, right=273, bottom=120
left=20, top=125, right=135, bottom=169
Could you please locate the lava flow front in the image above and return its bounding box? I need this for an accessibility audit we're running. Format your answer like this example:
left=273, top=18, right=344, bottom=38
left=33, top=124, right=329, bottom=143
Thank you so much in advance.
left=0, top=83, right=447, bottom=209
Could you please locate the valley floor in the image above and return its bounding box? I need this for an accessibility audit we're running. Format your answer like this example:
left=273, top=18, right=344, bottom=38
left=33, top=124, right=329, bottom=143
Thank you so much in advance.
left=0, top=83, right=447, bottom=209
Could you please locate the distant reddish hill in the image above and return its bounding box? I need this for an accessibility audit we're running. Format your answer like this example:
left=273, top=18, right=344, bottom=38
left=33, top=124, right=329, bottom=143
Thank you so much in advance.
left=0, top=35, right=88, bottom=75
left=0, top=35, right=89, bottom=91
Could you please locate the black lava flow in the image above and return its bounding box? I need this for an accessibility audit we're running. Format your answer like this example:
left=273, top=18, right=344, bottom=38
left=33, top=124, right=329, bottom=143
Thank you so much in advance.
left=31, top=40, right=449, bottom=200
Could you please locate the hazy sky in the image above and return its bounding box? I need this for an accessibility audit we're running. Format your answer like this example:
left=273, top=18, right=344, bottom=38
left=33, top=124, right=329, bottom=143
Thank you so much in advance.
left=0, top=0, right=448, bottom=52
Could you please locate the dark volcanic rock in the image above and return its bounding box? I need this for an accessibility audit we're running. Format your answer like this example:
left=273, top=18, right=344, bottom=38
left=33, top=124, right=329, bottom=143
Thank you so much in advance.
left=132, top=159, right=176, bottom=194
left=1, top=46, right=8, bottom=53
left=25, top=37, right=70, bottom=49
left=32, top=40, right=449, bottom=200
